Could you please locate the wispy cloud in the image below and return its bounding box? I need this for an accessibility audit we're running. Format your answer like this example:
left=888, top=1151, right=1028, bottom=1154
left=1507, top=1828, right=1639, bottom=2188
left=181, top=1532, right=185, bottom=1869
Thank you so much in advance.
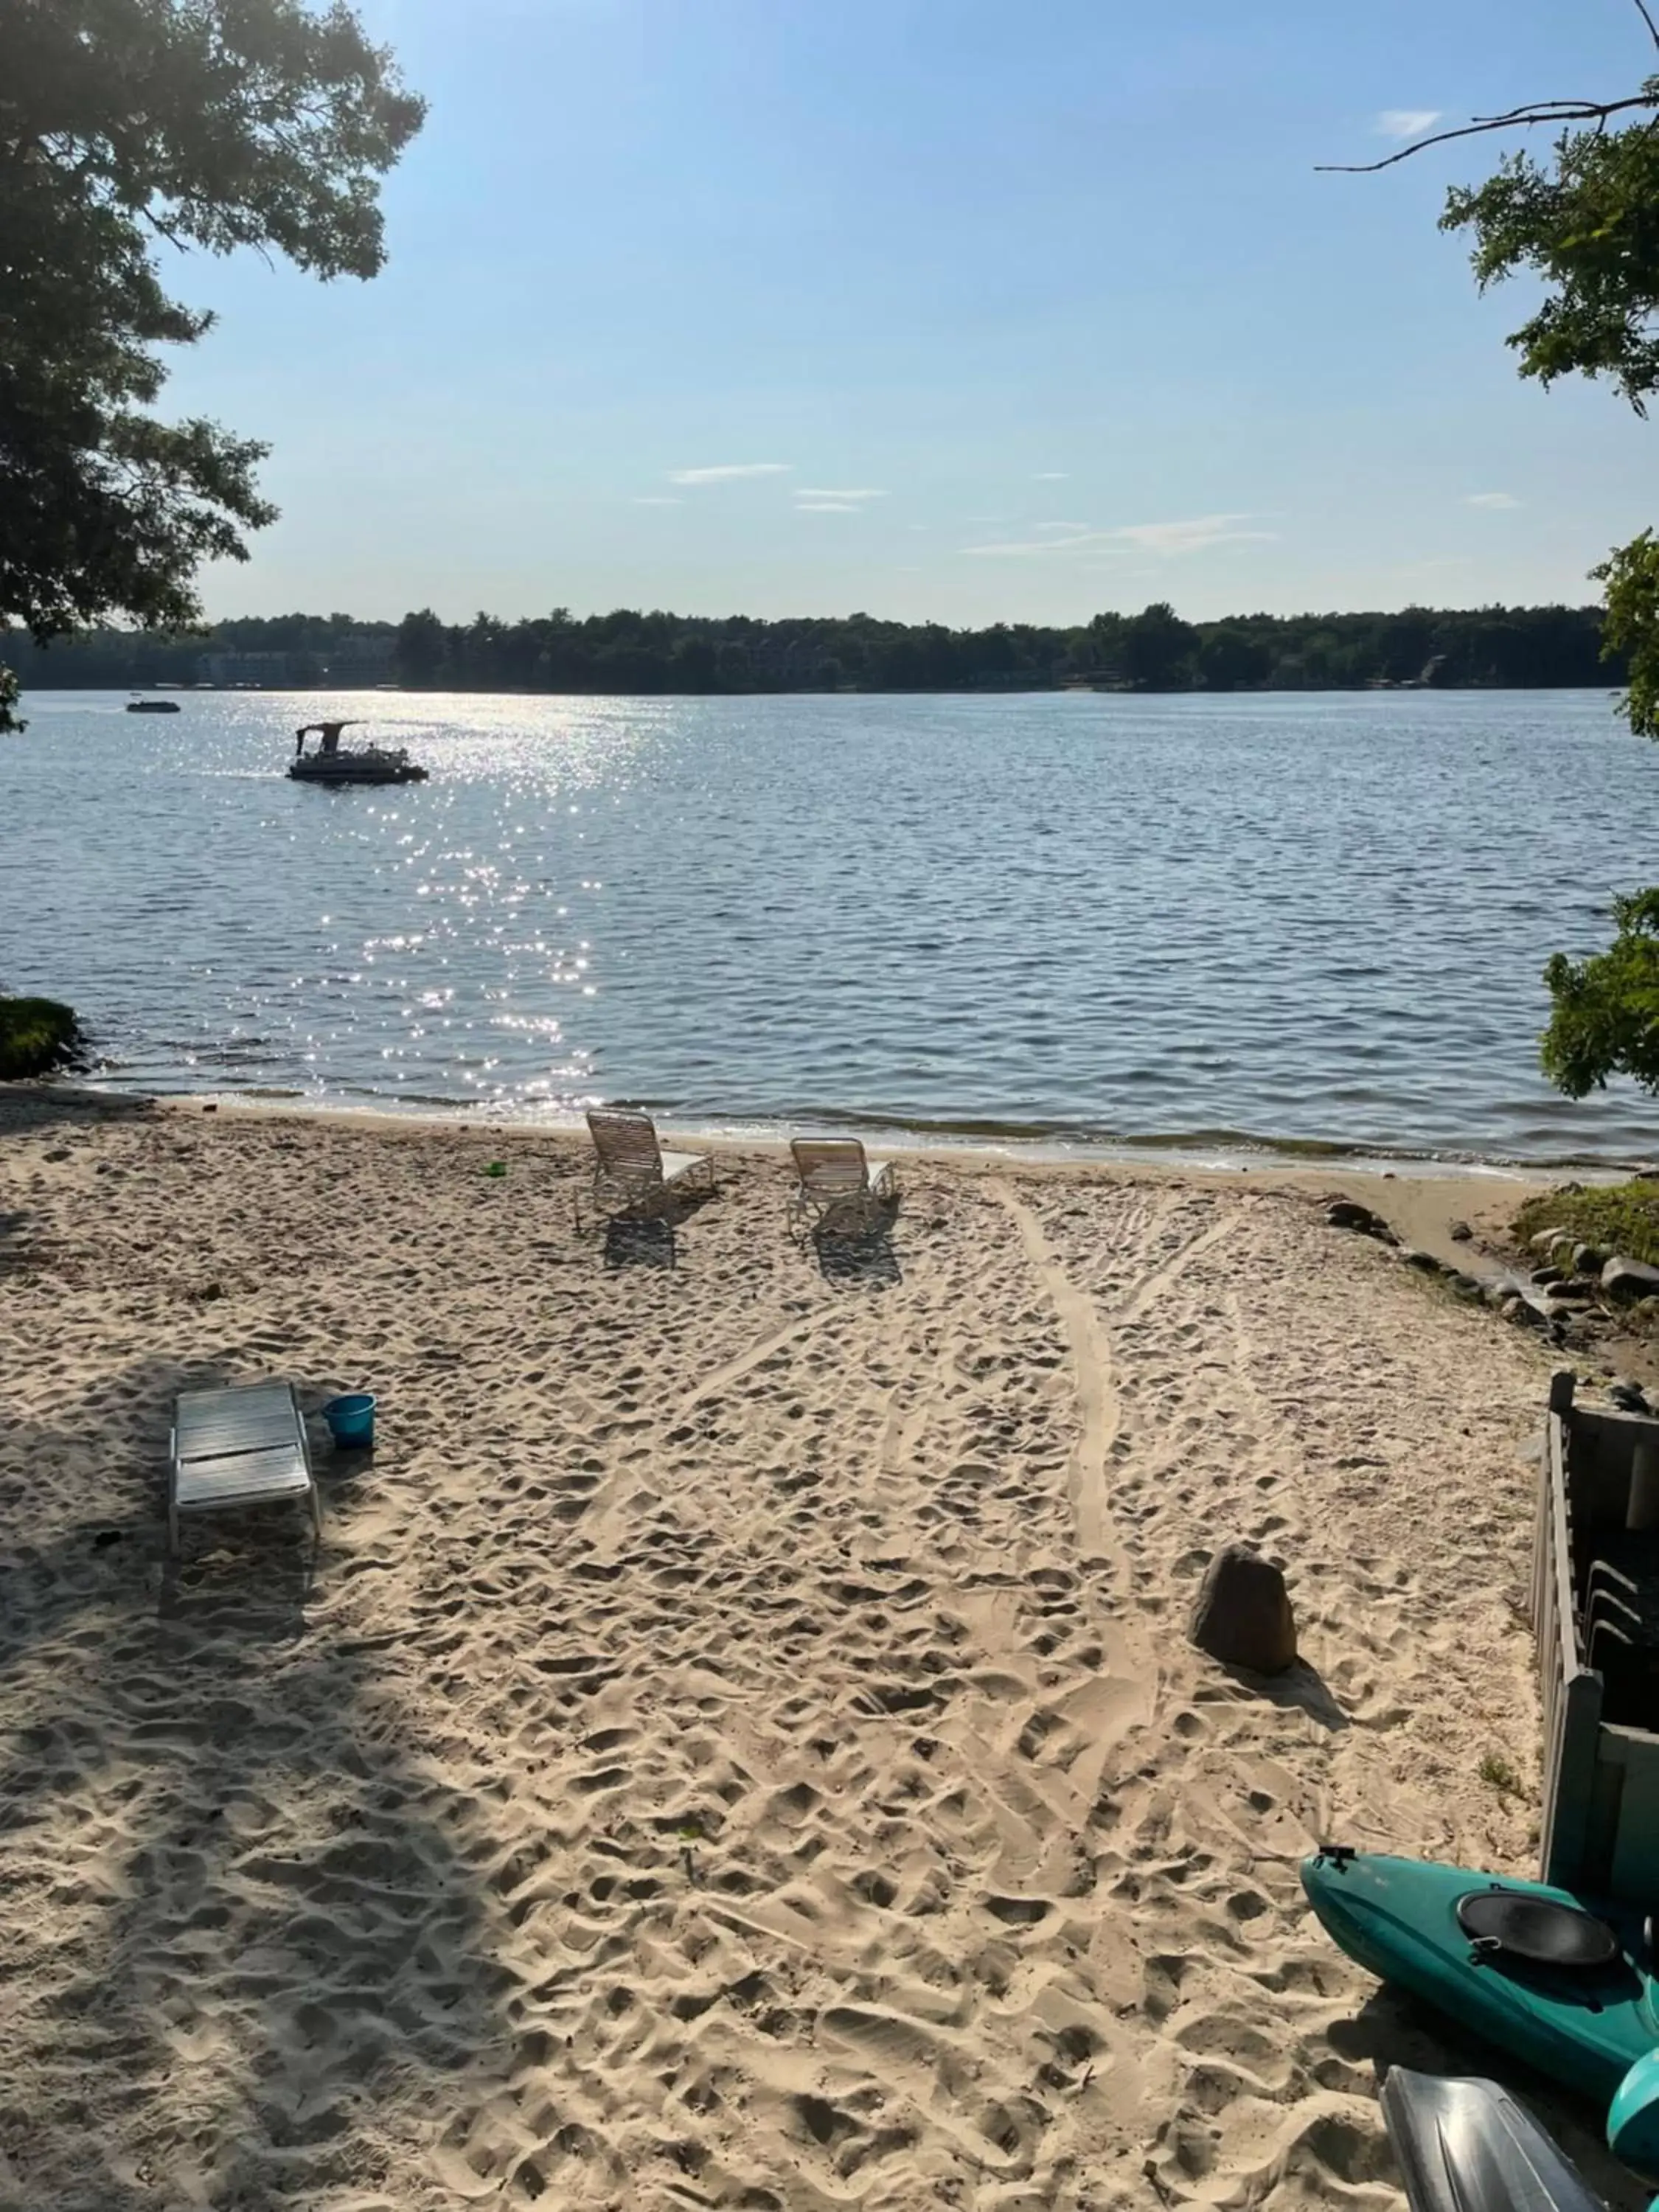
left=963, top=535, right=1099, bottom=559
left=632, top=495, right=682, bottom=506
left=1465, top=490, right=1521, bottom=509
left=1375, top=107, right=1441, bottom=140
left=796, top=500, right=863, bottom=513
left=964, top=512, right=1275, bottom=559
left=1116, top=513, right=1273, bottom=554
left=796, top=487, right=887, bottom=501
left=668, top=462, right=793, bottom=485
left=1032, top=470, right=1068, bottom=481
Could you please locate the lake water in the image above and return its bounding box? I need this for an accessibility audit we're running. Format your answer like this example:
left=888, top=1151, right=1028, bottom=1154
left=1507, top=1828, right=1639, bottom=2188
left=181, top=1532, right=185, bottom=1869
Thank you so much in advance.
left=7, top=686, right=1659, bottom=1166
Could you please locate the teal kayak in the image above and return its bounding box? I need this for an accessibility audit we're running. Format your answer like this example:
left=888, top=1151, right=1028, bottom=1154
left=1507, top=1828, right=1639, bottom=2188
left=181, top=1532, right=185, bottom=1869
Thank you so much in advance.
left=1300, top=1848, right=1659, bottom=2109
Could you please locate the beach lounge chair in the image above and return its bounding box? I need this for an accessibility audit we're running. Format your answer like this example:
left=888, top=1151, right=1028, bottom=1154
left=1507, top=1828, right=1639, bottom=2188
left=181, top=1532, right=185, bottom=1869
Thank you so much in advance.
left=788, top=1138, right=897, bottom=1237
left=582, top=1109, right=714, bottom=1225
left=168, top=1380, right=319, bottom=1554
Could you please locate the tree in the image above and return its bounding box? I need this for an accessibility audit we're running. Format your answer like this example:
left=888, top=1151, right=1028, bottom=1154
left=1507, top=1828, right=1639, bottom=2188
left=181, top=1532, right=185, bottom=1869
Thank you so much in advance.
left=1120, top=602, right=1196, bottom=690
left=669, top=635, right=719, bottom=692
left=1595, top=529, right=1659, bottom=737
left=1326, top=5, right=1659, bottom=1093
left=1194, top=625, right=1267, bottom=691
left=1542, top=891, right=1659, bottom=1097
left=1, top=0, right=424, bottom=730
left=395, top=608, right=448, bottom=687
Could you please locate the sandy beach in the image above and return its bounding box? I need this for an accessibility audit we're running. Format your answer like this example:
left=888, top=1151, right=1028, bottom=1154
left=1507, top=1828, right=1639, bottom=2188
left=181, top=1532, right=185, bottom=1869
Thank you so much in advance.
left=0, top=1090, right=1639, bottom=2211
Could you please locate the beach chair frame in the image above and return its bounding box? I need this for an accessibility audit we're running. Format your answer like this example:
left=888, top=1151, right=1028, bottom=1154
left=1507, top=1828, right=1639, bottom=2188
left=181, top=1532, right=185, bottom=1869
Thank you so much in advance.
left=580, top=1109, right=715, bottom=1230
left=787, top=1138, right=897, bottom=1239
left=168, top=1380, right=320, bottom=1554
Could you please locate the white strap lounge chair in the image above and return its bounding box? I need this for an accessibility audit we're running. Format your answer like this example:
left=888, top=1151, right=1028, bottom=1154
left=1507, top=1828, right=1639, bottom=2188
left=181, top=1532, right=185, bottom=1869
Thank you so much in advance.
left=788, top=1138, right=897, bottom=1237
left=168, top=1380, right=319, bottom=1554
left=582, top=1109, right=714, bottom=1225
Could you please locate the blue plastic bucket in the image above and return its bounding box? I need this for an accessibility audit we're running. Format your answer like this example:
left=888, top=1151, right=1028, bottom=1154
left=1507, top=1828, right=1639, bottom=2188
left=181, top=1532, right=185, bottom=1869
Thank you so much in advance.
left=324, top=1392, right=376, bottom=1449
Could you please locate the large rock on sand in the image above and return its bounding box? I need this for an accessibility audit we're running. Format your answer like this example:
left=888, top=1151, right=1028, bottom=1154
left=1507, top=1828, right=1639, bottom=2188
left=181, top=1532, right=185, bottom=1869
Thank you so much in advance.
left=1603, top=1256, right=1659, bottom=1304
left=1189, top=1545, right=1297, bottom=1675
left=1325, top=1199, right=1398, bottom=1245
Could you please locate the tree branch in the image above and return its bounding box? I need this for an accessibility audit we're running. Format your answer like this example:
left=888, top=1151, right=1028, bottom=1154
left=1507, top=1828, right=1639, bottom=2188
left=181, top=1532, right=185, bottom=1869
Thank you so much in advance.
left=1317, top=94, right=1658, bottom=173
left=1634, top=0, right=1659, bottom=53
left=137, top=203, right=187, bottom=249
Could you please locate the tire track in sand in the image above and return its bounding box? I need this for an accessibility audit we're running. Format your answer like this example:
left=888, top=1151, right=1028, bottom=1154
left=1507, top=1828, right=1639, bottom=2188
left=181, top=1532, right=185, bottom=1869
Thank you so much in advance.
left=994, top=1182, right=1121, bottom=1565
left=992, top=1183, right=1245, bottom=1566
left=1112, top=1208, right=1246, bottom=1327
left=669, top=1300, right=843, bottom=1420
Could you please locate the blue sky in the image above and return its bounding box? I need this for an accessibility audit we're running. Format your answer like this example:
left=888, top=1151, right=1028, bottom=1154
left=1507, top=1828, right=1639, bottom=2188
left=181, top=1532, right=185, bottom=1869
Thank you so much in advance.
left=170, top=0, right=1659, bottom=626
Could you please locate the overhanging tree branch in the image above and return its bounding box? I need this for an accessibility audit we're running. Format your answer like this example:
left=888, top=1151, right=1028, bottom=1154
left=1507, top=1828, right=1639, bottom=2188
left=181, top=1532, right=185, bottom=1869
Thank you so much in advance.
left=1318, top=0, right=1659, bottom=1100
left=1318, top=94, right=1658, bottom=173
left=0, top=0, right=424, bottom=734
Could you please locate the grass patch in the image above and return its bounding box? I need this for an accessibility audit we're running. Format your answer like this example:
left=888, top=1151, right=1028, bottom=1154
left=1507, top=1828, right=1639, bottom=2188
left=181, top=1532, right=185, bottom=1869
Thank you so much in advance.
left=0, top=995, right=83, bottom=1080
left=1478, top=1750, right=1522, bottom=1795
left=1512, top=1180, right=1659, bottom=1269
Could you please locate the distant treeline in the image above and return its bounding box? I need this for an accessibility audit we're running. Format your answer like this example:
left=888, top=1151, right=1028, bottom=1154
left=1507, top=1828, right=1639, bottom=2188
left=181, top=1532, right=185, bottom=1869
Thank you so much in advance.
left=2, top=600, right=1624, bottom=695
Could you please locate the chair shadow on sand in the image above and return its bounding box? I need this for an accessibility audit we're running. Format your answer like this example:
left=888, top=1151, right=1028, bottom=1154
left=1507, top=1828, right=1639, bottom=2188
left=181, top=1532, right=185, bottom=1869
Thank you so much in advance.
left=599, top=1182, right=718, bottom=1269
left=0, top=1352, right=510, bottom=2209
left=603, top=1214, right=678, bottom=1269
left=810, top=1220, right=902, bottom=1289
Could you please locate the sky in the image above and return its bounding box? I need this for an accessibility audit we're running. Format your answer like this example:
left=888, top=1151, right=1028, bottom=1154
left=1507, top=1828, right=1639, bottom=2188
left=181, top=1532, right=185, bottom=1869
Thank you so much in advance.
left=167, top=0, right=1659, bottom=627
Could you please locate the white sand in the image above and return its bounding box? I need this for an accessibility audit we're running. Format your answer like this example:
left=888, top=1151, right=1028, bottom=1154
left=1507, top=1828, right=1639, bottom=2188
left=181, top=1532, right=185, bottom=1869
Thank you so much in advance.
left=0, top=1093, right=1637, bottom=2209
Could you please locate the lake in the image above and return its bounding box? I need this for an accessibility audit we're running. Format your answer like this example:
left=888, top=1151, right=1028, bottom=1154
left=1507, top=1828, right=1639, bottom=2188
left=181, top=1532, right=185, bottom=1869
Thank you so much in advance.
left=7, top=686, right=1659, bottom=1166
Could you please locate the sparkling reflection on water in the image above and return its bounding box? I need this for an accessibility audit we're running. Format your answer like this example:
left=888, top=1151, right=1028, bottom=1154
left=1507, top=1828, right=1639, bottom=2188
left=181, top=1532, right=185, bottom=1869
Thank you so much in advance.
left=7, top=686, right=1659, bottom=1164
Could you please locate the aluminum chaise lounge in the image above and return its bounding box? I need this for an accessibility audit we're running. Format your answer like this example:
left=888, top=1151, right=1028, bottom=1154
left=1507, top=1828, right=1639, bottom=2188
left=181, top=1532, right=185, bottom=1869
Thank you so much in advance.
left=787, top=1138, right=897, bottom=1237
left=581, top=1109, right=715, bottom=1227
left=169, top=1380, right=320, bottom=1553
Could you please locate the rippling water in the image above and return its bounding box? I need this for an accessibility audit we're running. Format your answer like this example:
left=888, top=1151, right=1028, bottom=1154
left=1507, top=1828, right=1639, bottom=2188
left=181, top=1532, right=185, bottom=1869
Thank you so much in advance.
left=7, top=686, right=1659, bottom=1164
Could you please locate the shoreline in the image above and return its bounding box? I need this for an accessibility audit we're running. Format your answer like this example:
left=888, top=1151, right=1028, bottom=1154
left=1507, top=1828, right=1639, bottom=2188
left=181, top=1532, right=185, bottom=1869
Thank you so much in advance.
left=13, top=1074, right=1630, bottom=1181
left=7, top=1076, right=1565, bottom=1262
left=11, top=681, right=1630, bottom=708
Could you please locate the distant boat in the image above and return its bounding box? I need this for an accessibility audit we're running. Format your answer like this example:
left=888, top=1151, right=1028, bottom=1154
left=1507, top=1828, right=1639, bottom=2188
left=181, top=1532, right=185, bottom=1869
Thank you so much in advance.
left=288, top=720, right=429, bottom=785
left=126, top=696, right=181, bottom=714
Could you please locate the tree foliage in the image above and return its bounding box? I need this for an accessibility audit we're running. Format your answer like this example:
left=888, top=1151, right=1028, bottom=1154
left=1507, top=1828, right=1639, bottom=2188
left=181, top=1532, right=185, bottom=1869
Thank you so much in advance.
left=1543, top=891, right=1659, bottom=1099
left=1343, top=18, right=1659, bottom=1099
left=0, top=599, right=1622, bottom=697
left=1118, top=602, right=1197, bottom=691
left=1443, top=74, right=1659, bottom=1095
left=1441, top=94, right=1659, bottom=410
left=0, top=0, right=424, bottom=730
left=1430, top=63, right=1659, bottom=755
left=1593, top=529, right=1659, bottom=737
left=0, top=995, right=82, bottom=1079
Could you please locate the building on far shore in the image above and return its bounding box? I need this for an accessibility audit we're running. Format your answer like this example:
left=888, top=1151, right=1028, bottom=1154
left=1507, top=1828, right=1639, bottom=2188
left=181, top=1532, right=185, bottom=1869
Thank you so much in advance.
left=198, top=648, right=302, bottom=686
left=197, top=633, right=395, bottom=689
left=320, top=633, right=397, bottom=686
